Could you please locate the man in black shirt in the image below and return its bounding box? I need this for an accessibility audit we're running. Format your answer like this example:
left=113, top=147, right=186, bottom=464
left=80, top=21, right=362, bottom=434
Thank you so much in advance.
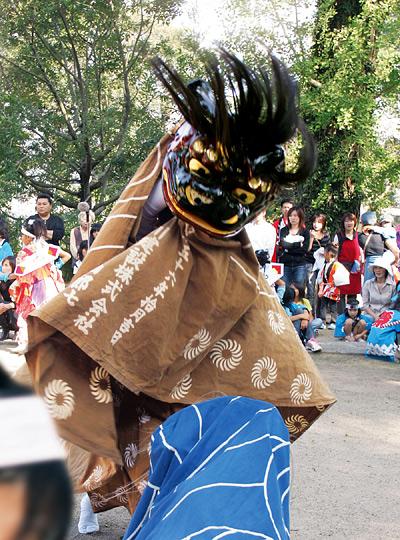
left=27, top=192, right=65, bottom=246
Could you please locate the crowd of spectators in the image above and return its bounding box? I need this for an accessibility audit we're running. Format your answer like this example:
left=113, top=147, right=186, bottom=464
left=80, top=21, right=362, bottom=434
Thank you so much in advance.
left=247, top=198, right=400, bottom=358
left=0, top=192, right=399, bottom=361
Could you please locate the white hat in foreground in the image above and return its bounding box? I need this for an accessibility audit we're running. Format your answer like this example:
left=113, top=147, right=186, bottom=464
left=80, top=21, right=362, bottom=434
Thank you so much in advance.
left=0, top=396, right=65, bottom=468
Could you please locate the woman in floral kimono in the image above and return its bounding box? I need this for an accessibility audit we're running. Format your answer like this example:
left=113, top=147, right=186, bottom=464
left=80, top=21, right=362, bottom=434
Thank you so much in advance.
left=9, top=219, right=65, bottom=350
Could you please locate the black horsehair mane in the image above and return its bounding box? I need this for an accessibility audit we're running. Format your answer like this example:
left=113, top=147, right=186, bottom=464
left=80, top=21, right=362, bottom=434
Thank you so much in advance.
left=152, top=50, right=316, bottom=185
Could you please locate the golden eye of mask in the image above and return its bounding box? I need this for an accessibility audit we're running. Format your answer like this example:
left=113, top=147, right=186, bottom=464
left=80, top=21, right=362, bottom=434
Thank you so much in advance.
left=192, top=139, right=206, bottom=153
left=248, top=177, right=262, bottom=189
left=188, top=158, right=210, bottom=177
left=185, top=185, right=213, bottom=206
left=206, top=148, right=218, bottom=162
left=232, top=188, right=256, bottom=205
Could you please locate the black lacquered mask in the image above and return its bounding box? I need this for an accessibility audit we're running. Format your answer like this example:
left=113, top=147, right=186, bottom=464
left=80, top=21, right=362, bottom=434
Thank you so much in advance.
left=163, top=121, right=284, bottom=236
left=154, top=51, right=316, bottom=237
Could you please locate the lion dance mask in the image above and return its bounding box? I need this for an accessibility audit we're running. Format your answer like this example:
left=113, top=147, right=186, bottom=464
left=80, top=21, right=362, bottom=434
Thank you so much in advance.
left=154, top=50, right=316, bottom=236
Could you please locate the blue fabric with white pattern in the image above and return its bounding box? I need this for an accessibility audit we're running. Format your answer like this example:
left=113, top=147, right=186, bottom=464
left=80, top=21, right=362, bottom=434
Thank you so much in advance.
left=366, top=309, right=400, bottom=361
left=123, top=396, right=290, bottom=540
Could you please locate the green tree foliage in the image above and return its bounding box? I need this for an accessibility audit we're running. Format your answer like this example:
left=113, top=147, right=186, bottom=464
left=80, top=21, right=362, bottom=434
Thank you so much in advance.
left=299, top=0, right=400, bottom=225
left=0, top=0, right=183, bottom=217
left=202, top=0, right=400, bottom=226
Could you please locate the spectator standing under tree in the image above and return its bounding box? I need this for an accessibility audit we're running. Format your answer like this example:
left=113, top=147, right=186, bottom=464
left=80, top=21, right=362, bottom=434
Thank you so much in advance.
left=0, top=217, right=10, bottom=244
left=279, top=206, right=310, bottom=287
left=0, top=223, right=13, bottom=262
left=378, top=213, right=397, bottom=241
left=272, top=198, right=293, bottom=262
left=70, top=210, right=95, bottom=266
left=334, top=212, right=362, bottom=314
left=306, top=213, right=330, bottom=313
left=27, top=192, right=65, bottom=246
left=358, top=211, right=399, bottom=282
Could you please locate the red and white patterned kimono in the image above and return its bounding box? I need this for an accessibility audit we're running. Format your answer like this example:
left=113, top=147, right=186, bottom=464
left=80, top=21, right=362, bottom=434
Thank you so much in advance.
left=10, top=239, right=64, bottom=343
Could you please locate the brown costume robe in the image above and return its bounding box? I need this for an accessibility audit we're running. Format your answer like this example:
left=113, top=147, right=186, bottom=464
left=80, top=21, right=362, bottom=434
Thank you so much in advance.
left=26, top=133, right=335, bottom=512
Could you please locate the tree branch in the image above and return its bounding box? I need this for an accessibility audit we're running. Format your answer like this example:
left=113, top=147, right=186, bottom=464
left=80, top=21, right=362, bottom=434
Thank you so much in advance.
left=93, top=193, right=121, bottom=213
left=32, top=27, right=79, bottom=82
left=56, top=195, right=79, bottom=209
left=25, top=127, right=80, bottom=172
left=17, top=168, right=79, bottom=198
left=269, top=0, right=299, bottom=60
left=57, top=6, right=90, bottom=163
left=28, top=30, right=78, bottom=141
left=92, top=25, right=132, bottom=166
left=0, top=52, right=47, bottom=85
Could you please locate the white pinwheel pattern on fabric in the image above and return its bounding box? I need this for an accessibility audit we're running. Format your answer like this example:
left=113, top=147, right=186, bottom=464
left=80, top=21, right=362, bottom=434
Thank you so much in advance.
left=89, top=367, right=113, bottom=404
left=114, top=486, right=130, bottom=504
left=170, top=374, right=192, bottom=400
left=183, top=329, right=211, bottom=360
left=83, top=465, right=104, bottom=491
left=209, top=339, right=243, bottom=371
left=137, top=408, right=151, bottom=424
left=251, top=357, right=277, bottom=389
left=290, top=373, right=312, bottom=404
left=89, top=493, right=107, bottom=509
left=285, top=414, right=309, bottom=434
left=137, top=479, right=148, bottom=495
left=267, top=310, right=286, bottom=335
left=43, top=379, right=75, bottom=420
left=124, top=442, right=139, bottom=468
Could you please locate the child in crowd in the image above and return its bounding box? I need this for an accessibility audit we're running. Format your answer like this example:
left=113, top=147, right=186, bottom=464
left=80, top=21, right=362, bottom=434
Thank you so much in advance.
left=291, top=282, right=324, bottom=335
left=73, top=240, right=88, bottom=275
left=366, top=284, right=400, bottom=362
left=89, top=223, right=102, bottom=246
left=318, top=244, right=349, bottom=330
left=282, top=287, right=322, bottom=352
left=274, top=278, right=286, bottom=303
left=0, top=256, right=18, bottom=341
left=334, top=299, right=373, bottom=342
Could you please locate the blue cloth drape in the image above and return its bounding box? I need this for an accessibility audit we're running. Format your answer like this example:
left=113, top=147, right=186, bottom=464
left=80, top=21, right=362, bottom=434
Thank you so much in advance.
left=123, top=396, right=290, bottom=540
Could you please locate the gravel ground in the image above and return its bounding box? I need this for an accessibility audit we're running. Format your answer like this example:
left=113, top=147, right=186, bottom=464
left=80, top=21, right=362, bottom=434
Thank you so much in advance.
left=1, top=339, right=399, bottom=539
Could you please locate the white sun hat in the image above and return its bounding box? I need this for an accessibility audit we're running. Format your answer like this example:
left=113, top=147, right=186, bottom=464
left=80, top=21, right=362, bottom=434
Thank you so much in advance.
left=371, top=251, right=395, bottom=276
